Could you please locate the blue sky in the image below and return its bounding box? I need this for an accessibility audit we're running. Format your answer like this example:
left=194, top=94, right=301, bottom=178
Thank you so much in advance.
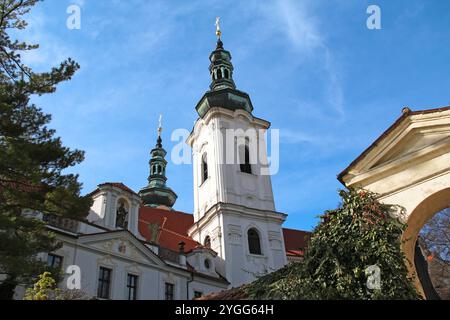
left=19, top=0, right=450, bottom=231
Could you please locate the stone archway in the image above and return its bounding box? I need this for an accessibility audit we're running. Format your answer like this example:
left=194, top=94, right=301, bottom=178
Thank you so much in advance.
left=338, top=106, right=450, bottom=298
left=402, top=188, right=450, bottom=297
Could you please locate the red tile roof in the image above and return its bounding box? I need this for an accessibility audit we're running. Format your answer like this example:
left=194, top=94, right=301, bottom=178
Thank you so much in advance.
left=286, top=249, right=305, bottom=257
left=196, top=285, right=250, bottom=300
left=138, top=207, right=312, bottom=257
left=282, top=228, right=312, bottom=257
left=88, top=182, right=313, bottom=260
left=138, top=206, right=199, bottom=252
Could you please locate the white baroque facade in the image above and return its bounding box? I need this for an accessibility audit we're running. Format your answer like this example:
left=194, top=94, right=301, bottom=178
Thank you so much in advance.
left=187, top=107, right=288, bottom=287
left=10, top=36, right=309, bottom=300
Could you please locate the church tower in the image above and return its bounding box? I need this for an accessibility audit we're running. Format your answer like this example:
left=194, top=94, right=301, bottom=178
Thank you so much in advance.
left=139, top=118, right=177, bottom=209
left=187, top=19, right=287, bottom=287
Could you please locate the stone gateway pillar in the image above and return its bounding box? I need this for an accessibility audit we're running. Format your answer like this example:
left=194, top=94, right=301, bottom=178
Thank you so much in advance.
left=338, top=106, right=450, bottom=298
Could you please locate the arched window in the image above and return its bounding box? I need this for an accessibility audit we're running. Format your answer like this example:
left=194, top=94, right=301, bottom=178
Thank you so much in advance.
left=248, top=228, right=261, bottom=255
left=201, top=153, right=208, bottom=183
left=204, top=236, right=211, bottom=249
left=116, top=199, right=129, bottom=229
left=158, top=165, right=162, bottom=174
left=240, top=142, right=252, bottom=174
left=217, top=68, right=222, bottom=79
left=224, top=69, right=229, bottom=79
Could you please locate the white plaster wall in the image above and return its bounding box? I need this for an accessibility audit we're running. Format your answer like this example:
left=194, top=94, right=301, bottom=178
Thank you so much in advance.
left=86, top=194, right=106, bottom=224
left=221, top=213, right=286, bottom=287
left=78, top=221, right=108, bottom=234
left=190, top=207, right=286, bottom=288
left=352, top=153, right=450, bottom=223
left=85, top=187, right=143, bottom=239
left=46, top=242, right=192, bottom=300
left=188, top=108, right=287, bottom=288
left=380, top=172, right=450, bottom=219
left=190, top=109, right=276, bottom=222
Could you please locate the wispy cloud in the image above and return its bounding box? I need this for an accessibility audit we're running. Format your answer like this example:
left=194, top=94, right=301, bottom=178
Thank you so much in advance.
left=323, top=48, right=345, bottom=118
left=248, top=0, right=345, bottom=119
left=259, top=0, right=323, bottom=54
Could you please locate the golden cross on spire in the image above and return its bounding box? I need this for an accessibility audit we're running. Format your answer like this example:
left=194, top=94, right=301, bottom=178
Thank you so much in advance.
left=215, top=17, right=221, bottom=39
left=157, top=114, right=163, bottom=136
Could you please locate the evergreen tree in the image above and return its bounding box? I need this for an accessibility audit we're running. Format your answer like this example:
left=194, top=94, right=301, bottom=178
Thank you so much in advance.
left=0, top=0, right=92, bottom=299
left=246, top=189, right=420, bottom=300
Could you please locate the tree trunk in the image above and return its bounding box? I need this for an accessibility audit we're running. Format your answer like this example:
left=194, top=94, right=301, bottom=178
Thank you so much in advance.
left=0, top=277, right=18, bottom=300
left=415, top=242, right=441, bottom=300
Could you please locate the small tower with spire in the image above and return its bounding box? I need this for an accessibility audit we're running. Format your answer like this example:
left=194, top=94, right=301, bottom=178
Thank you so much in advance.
left=195, top=17, right=254, bottom=118
left=209, top=17, right=236, bottom=91
left=139, top=116, right=177, bottom=209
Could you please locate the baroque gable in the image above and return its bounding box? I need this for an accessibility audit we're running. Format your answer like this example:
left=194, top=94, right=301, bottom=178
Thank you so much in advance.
left=78, top=230, right=164, bottom=267
left=339, top=107, right=450, bottom=190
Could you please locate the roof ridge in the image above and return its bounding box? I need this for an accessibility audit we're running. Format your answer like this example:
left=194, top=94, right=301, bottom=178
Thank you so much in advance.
left=283, top=227, right=312, bottom=233
left=161, top=216, right=168, bottom=229
left=139, top=206, right=194, bottom=217
left=411, top=105, right=450, bottom=115
left=158, top=217, right=168, bottom=243
left=161, top=227, right=200, bottom=243
left=88, top=182, right=139, bottom=197
left=138, top=218, right=199, bottom=244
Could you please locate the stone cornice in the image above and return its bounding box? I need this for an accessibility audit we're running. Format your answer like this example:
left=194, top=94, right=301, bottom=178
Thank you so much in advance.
left=339, top=107, right=450, bottom=185
left=187, top=107, right=270, bottom=147
left=188, top=202, right=287, bottom=237
left=340, top=107, right=450, bottom=188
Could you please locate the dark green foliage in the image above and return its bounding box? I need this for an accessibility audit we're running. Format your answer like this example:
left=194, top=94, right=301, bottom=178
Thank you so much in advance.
left=246, top=189, right=420, bottom=300
left=0, top=0, right=92, bottom=299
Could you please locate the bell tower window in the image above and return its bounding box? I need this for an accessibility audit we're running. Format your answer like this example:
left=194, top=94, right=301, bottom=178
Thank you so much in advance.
left=224, top=69, right=229, bottom=79
left=240, top=140, right=252, bottom=174
left=201, top=153, right=208, bottom=183
left=248, top=228, right=262, bottom=255
left=217, top=68, right=222, bottom=79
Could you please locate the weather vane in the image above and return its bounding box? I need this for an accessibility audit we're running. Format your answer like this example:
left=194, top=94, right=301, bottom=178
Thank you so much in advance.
left=158, top=114, right=163, bottom=136
left=215, top=17, right=221, bottom=39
